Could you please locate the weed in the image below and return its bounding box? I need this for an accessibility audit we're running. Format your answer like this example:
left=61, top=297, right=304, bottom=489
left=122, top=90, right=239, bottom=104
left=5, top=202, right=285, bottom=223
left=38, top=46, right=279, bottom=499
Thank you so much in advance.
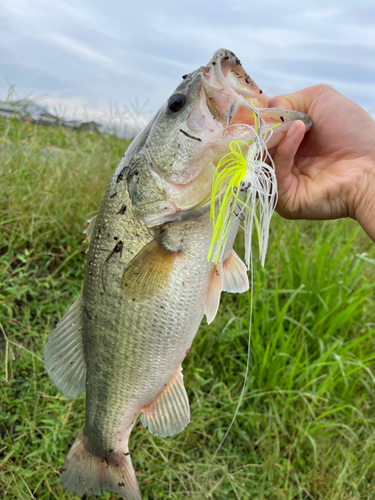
left=1, top=117, right=375, bottom=499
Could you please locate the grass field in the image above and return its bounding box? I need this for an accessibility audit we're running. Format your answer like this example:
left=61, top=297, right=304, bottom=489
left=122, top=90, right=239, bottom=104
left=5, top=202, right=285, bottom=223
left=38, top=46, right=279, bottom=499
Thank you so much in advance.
left=1, top=116, right=375, bottom=500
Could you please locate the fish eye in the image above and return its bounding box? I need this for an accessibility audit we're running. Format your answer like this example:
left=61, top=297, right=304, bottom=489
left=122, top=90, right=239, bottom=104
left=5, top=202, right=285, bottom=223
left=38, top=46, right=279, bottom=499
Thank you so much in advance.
left=168, top=93, right=187, bottom=112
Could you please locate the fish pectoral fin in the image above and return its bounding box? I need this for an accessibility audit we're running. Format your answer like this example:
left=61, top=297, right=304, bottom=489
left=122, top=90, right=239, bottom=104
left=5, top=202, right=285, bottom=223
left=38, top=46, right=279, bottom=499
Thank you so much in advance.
left=141, top=367, right=190, bottom=437
left=203, top=264, right=223, bottom=325
left=222, top=250, right=249, bottom=294
left=44, top=296, right=86, bottom=398
left=122, top=235, right=180, bottom=300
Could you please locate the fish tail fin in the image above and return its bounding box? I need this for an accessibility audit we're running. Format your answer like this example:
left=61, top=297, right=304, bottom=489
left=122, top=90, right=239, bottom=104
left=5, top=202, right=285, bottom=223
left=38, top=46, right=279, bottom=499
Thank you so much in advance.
left=61, top=429, right=141, bottom=500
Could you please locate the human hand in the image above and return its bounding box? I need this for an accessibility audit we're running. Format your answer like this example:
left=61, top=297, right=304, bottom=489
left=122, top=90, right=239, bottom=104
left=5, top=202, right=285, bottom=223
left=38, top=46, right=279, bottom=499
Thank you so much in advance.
left=268, top=84, right=375, bottom=241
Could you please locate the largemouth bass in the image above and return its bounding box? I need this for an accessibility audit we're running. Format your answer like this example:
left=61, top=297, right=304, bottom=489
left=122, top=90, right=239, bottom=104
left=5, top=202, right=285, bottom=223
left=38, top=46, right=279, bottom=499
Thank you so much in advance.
left=44, top=48, right=312, bottom=499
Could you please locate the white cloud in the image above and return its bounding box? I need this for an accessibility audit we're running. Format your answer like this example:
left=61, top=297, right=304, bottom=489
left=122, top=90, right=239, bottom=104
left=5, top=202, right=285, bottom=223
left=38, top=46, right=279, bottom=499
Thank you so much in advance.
left=295, top=7, right=342, bottom=20
left=0, top=0, right=374, bottom=119
left=49, top=34, right=116, bottom=67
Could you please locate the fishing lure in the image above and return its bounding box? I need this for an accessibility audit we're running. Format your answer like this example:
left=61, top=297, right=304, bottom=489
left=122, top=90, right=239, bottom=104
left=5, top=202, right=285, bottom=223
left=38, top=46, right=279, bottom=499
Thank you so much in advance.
left=208, top=105, right=280, bottom=268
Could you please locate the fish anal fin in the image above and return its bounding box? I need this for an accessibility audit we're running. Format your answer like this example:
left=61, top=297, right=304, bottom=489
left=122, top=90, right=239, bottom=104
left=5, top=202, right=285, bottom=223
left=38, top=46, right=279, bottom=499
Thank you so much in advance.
left=203, top=264, right=223, bottom=325
left=122, top=236, right=180, bottom=300
left=141, top=367, right=190, bottom=438
left=44, top=297, right=86, bottom=398
left=61, top=429, right=141, bottom=499
left=222, top=250, right=249, bottom=293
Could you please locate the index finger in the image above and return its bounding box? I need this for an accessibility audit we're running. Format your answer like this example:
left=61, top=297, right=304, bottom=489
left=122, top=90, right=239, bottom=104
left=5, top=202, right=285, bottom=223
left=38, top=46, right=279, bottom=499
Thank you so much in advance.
left=268, top=84, right=326, bottom=115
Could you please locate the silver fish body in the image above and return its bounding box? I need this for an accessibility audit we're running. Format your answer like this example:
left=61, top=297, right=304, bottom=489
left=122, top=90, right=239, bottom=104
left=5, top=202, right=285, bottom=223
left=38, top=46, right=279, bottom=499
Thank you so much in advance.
left=44, top=48, right=312, bottom=499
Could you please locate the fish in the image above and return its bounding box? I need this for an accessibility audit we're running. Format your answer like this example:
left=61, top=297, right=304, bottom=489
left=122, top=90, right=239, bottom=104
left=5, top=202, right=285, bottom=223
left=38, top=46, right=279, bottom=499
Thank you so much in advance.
left=44, top=48, right=312, bottom=499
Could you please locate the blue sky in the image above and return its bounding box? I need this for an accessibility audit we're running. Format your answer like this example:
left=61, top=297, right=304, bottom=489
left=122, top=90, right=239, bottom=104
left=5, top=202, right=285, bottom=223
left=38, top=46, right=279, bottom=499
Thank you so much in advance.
left=1, top=0, right=374, bottom=124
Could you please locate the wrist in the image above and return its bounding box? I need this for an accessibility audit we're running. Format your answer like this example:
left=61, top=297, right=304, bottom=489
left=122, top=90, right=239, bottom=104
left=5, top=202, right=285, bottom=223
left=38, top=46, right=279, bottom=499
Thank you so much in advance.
left=353, top=155, right=375, bottom=242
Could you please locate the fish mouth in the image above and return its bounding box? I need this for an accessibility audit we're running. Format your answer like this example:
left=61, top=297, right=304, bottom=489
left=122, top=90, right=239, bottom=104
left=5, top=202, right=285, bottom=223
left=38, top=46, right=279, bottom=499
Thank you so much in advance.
left=146, top=49, right=313, bottom=227
left=198, top=48, right=312, bottom=136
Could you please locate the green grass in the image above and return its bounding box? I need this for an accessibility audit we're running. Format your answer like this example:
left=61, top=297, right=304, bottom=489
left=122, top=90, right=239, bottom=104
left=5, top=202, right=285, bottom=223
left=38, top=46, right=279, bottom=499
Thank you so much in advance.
left=1, top=116, right=375, bottom=499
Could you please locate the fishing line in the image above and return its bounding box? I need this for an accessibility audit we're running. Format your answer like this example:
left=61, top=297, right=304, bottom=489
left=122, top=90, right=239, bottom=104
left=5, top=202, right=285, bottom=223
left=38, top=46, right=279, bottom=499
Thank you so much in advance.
left=204, top=237, right=254, bottom=499
left=210, top=244, right=254, bottom=461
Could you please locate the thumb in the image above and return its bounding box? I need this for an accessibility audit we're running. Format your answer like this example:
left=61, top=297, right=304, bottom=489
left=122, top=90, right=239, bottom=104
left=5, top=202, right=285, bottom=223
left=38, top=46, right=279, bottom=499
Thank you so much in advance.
left=272, top=120, right=305, bottom=195
left=269, top=86, right=320, bottom=115
left=268, top=95, right=294, bottom=111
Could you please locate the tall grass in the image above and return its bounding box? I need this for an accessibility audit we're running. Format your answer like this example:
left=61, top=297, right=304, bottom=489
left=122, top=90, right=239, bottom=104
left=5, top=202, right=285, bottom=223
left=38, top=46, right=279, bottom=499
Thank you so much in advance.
left=1, top=117, right=375, bottom=499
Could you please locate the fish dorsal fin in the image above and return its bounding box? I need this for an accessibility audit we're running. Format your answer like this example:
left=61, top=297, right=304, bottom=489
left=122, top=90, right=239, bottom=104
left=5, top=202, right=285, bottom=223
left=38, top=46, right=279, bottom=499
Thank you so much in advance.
left=83, top=214, right=98, bottom=248
left=141, top=367, right=190, bottom=437
left=44, top=297, right=86, bottom=398
left=204, top=264, right=223, bottom=325
left=122, top=236, right=180, bottom=301
left=222, top=250, right=249, bottom=293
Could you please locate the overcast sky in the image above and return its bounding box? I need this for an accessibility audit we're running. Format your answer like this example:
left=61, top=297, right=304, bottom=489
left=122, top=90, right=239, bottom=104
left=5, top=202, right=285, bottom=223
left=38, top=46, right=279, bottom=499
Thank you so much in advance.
left=1, top=0, right=374, bottom=126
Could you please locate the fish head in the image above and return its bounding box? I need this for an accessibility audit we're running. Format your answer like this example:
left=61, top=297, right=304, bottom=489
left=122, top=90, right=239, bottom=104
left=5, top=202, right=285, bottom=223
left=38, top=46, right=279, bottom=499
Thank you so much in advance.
left=140, top=49, right=266, bottom=186
left=125, top=48, right=311, bottom=225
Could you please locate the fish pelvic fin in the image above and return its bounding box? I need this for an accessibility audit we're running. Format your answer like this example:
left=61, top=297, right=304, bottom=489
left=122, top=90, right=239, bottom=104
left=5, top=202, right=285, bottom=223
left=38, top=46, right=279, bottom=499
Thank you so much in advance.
left=61, top=429, right=141, bottom=500
left=222, top=250, right=249, bottom=293
left=141, top=366, right=190, bottom=437
left=44, top=296, right=86, bottom=398
left=204, top=264, right=223, bottom=325
left=203, top=250, right=249, bottom=324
